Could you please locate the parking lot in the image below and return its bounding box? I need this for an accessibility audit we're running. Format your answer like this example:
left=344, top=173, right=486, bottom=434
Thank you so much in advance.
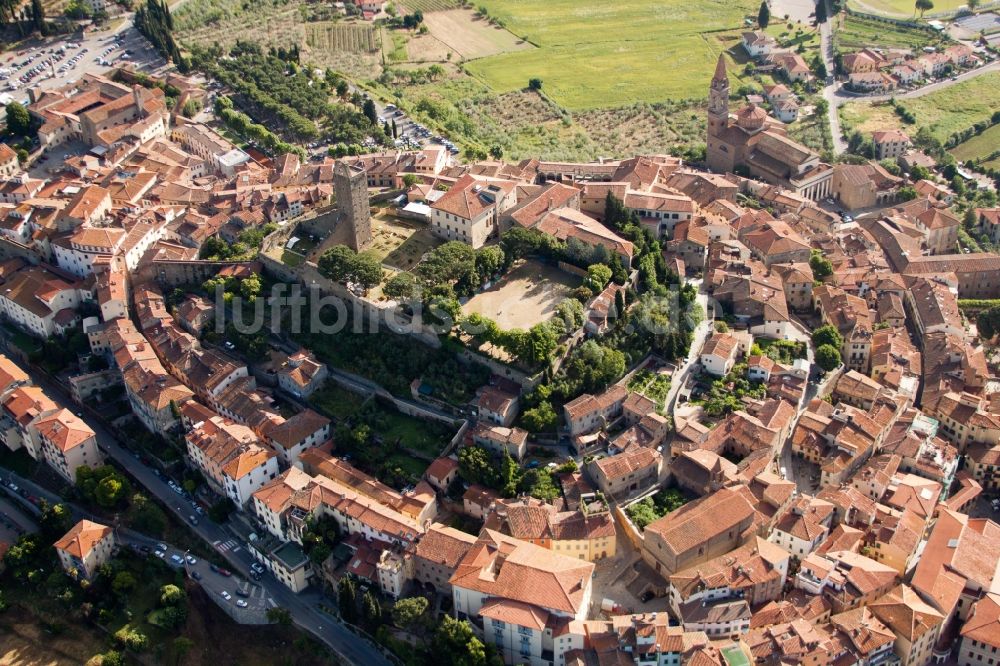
left=0, top=21, right=163, bottom=107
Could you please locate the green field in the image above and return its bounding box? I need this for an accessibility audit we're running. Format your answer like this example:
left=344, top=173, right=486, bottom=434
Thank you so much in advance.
left=950, top=123, right=1000, bottom=163
left=846, top=0, right=967, bottom=17
left=836, top=13, right=942, bottom=50
left=463, top=0, right=756, bottom=109
left=840, top=72, right=1000, bottom=142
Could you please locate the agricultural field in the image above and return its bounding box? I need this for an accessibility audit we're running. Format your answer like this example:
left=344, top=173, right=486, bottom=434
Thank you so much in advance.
left=462, top=259, right=580, bottom=331
left=846, top=0, right=966, bottom=17
left=950, top=123, right=1000, bottom=163
left=840, top=72, right=1000, bottom=142
left=462, top=0, right=756, bottom=110
left=835, top=13, right=943, bottom=50
left=399, top=0, right=459, bottom=12
left=305, top=22, right=379, bottom=53
left=421, top=9, right=533, bottom=59
left=173, top=0, right=307, bottom=53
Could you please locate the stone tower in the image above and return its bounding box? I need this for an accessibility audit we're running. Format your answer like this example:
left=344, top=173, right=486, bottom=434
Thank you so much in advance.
left=334, top=161, right=371, bottom=251
left=707, top=54, right=730, bottom=139
left=706, top=54, right=734, bottom=174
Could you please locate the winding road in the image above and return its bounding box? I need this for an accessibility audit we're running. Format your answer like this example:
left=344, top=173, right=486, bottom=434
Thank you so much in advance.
left=0, top=352, right=392, bottom=666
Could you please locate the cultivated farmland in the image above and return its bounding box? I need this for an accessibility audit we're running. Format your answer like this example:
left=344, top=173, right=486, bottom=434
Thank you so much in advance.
left=422, top=9, right=532, bottom=59
left=462, top=0, right=757, bottom=110
left=399, top=0, right=460, bottom=12
left=846, top=0, right=967, bottom=18
left=305, top=22, right=379, bottom=53
left=834, top=13, right=942, bottom=50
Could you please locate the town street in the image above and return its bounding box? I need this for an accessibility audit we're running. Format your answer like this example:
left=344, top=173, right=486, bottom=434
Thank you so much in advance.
left=0, top=353, right=392, bottom=666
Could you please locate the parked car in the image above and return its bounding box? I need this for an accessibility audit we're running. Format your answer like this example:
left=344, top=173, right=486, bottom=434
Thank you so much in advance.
left=154, top=550, right=165, bottom=558
left=170, top=554, right=184, bottom=565
left=185, top=555, right=197, bottom=565
left=191, top=570, right=202, bottom=580
left=157, top=543, right=168, bottom=551
left=236, top=599, right=248, bottom=608
left=221, top=591, right=232, bottom=601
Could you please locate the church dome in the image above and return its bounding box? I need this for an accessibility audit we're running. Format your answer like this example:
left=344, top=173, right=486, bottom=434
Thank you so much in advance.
left=737, top=103, right=768, bottom=131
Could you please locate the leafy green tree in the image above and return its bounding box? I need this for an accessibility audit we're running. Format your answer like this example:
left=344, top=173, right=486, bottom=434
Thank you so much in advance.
left=318, top=245, right=357, bottom=282
left=114, top=626, right=148, bottom=652
left=458, top=445, right=497, bottom=486
left=528, top=78, right=542, bottom=91
left=812, top=324, right=843, bottom=349
left=434, top=616, right=491, bottom=666
left=475, top=245, right=505, bottom=280
left=815, top=0, right=827, bottom=23
left=816, top=344, right=842, bottom=371
left=521, top=400, right=557, bottom=433
left=39, top=501, right=74, bottom=539
left=810, top=250, right=833, bottom=280
left=585, top=263, right=612, bottom=292
left=758, top=0, right=770, bottom=27
left=98, top=650, right=125, bottom=666
left=113, top=572, right=137, bottom=596
left=392, top=596, right=429, bottom=630
left=385, top=271, right=418, bottom=301
left=160, top=584, right=185, bottom=606
left=976, top=306, right=1000, bottom=340
left=915, top=0, right=933, bottom=16
left=352, top=252, right=384, bottom=290
left=6, top=102, right=31, bottom=136
left=519, top=468, right=560, bottom=501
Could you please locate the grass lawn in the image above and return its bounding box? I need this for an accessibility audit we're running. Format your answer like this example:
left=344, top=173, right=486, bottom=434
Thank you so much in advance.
left=386, top=452, right=428, bottom=478
left=836, top=13, right=942, bottom=50
left=464, top=0, right=756, bottom=109
left=984, top=156, right=1000, bottom=170
left=846, top=0, right=966, bottom=17
left=371, top=405, right=452, bottom=458
left=950, top=123, right=1000, bottom=163
left=311, top=382, right=367, bottom=420
left=840, top=72, right=1000, bottom=142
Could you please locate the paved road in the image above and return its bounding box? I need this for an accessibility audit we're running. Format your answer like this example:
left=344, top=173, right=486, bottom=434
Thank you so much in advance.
left=1, top=355, right=391, bottom=666
left=663, top=281, right=713, bottom=422
left=817, top=2, right=847, bottom=155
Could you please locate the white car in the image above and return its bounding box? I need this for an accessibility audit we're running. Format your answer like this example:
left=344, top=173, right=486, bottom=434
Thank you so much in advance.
left=154, top=550, right=165, bottom=558
left=236, top=599, right=248, bottom=608
left=185, top=555, right=197, bottom=565
left=221, top=591, right=232, bottom=601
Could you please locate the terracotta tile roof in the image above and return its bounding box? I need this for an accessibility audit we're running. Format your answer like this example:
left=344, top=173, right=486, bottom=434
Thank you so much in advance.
left=411, top=522, right=476, bottom=569
left=644, top=486, right=756, bottom=556
left=449, top=529, right=594, bottom=615
left=961, top=593, right=1000, bottom=648
left=32, top=408, right=95, bottom=452
left=264, top=409, right=330, bottom=449
left=869, top=584, right=943, bottom=643
left=830, top=607, right=895, bottom=655
left=425, top=456, right=459, bottom=482
left=53, top=519, right=112, bottom=559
